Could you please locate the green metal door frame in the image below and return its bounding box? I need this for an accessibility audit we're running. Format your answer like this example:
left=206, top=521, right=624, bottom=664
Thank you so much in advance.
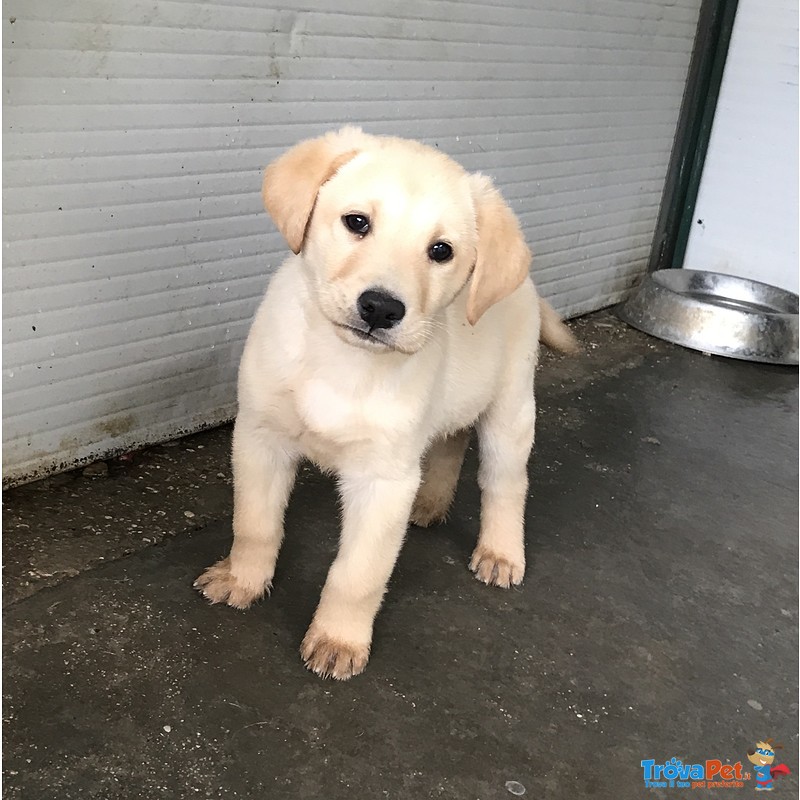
left=648, top=0, right=740, bottom=272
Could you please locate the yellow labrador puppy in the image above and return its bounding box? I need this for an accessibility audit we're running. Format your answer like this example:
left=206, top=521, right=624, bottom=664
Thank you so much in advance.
left=196, top=127, right=577, bottom=680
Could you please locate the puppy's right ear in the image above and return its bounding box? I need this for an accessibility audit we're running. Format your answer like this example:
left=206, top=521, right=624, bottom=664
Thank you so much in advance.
left=262, top=127, right=365, bottom=254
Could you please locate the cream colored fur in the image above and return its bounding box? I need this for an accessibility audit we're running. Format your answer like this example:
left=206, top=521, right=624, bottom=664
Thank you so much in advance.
left=195, top=127, right=577, bottom=680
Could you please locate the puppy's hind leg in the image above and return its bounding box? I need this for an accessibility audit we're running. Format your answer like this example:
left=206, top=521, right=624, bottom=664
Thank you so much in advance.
left=470, top=384, right=535, bottom=589
left=410, top=429, right=470, bottom=527
left=195, top=415, right=297, bottom=609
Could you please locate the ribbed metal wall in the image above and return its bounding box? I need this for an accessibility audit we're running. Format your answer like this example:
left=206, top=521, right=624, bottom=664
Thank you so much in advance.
left=3, top=0, right=701, bottom=485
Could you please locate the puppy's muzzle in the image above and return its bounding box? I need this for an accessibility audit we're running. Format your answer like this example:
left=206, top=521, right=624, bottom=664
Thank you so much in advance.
left=357, top=289, right=406, bottom=330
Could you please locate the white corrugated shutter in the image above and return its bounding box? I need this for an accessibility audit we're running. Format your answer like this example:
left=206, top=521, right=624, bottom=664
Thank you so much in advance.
left=3, top=0, right=701, bottom=485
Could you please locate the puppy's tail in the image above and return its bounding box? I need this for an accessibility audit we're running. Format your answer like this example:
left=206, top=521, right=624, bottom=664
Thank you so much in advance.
left=539, top=298, right=580, bottom=354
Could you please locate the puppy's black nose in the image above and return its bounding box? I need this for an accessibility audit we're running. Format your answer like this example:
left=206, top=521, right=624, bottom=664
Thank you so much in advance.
left=357, top=290, right=406, bottom=329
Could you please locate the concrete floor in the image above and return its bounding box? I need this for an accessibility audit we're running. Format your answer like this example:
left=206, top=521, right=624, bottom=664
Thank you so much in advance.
left=3, top=313, right=798, bottom=799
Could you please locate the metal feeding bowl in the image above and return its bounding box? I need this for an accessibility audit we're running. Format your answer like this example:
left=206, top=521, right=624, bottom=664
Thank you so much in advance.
left=617, top=269, right=799, bottom=365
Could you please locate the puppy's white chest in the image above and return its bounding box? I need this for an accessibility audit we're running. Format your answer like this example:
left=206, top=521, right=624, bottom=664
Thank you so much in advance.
left=296, top=376, right=419, bottom=447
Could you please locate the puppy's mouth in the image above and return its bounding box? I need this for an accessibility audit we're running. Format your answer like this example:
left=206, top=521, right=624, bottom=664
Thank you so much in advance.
left=333, top=322, right=397, bottom=351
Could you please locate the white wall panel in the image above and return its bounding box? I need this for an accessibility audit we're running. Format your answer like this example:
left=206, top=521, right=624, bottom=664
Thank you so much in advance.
left=684, top=0, right=798, bottom=292
left=3, top=0, right=701, bottom=485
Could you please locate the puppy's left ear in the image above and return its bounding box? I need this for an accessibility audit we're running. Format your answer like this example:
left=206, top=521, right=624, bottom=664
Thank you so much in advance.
left=262, top=127, right=365, bottom=254
left=466, top=173, right=531, bottom=325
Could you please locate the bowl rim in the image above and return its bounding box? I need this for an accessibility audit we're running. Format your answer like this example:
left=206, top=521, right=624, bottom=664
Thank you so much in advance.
left=618, top=269, right=799, bottom=365
left=647, top=269, right=799, bottom=318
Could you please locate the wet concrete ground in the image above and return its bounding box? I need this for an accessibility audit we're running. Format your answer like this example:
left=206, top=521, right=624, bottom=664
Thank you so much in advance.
left=3, top=313, right=798, bottom=799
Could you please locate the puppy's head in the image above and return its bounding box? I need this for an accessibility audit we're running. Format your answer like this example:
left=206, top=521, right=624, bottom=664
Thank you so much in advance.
left=263, top=127, right=530, bottom=354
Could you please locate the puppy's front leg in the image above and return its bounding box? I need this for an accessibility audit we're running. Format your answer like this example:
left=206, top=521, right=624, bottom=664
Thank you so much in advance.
left=195, top=416, right=297, bottom=609
left=301, top=466, right=421, bottom=680
left=471, top=389, right=535, bottom=589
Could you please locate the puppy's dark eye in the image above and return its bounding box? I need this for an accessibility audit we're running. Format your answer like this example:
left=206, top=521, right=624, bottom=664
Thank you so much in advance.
left=428, top=241, right=453, bottom=263
left=342, top=214, right=370, bottom=236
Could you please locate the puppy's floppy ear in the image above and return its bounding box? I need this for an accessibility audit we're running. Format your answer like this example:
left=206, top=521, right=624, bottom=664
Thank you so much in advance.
left=262, top=127, right=365, bottom=254
left=466, top=173, right=532, bottom=325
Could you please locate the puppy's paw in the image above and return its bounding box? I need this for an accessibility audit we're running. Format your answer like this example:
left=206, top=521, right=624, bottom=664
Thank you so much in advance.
left=300, top=626, right=370, bottom=681
left=469, top=546, right=524, bottom=589
left=194, top=557, right=269, bottom=610
left=409, top=494, right=450, bottom=528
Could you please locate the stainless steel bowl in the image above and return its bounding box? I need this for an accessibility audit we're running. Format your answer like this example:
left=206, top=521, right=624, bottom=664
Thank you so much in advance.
left=617, top=269, right=799, bottom=365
